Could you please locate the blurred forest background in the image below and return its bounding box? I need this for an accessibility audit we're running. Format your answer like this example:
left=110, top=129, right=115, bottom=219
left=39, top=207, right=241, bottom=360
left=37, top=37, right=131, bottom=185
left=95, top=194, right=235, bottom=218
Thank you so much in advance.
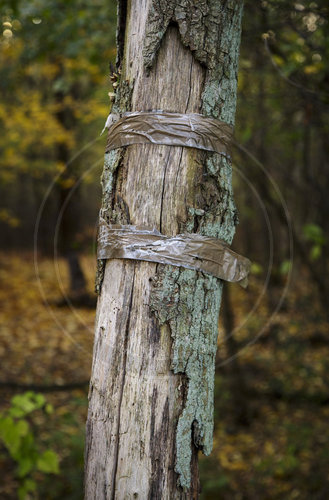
left=0, top=0, right=328, bottom=498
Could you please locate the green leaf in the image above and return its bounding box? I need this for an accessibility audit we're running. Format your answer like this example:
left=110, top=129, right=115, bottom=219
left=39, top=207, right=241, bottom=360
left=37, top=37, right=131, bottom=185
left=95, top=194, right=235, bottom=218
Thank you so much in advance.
left=11, top=392, right=45, bottom=415
left=33, top=393, right=46, bottom=408
left=11, top=394, right=36, bottom=414
left=17, top=456, right=34, bottom=477
left=0, top=416, right=21, bottom=456
left=9, top=407, right=26, bottom=418
left=24, top=478, right=37, bottom=492
left=0, top=415, right=13, bottom=436
left=37, top=449, right=60, bottom=474
left=280, top=260, right=292, bottom=275
left=310, top=244, right=322, bottom=261
left=18, top=478, right=37, bottom=500
left=303, top=223, right=326, bottom=246
left=24, top=478, right=37, bottom=491
left=16, top=419, right=29, bottom=437
left=251, top=262, right=263, bottom=275
left=18, top=485, right=27, bottom=500
left=45, top=403, right=54, bottom=414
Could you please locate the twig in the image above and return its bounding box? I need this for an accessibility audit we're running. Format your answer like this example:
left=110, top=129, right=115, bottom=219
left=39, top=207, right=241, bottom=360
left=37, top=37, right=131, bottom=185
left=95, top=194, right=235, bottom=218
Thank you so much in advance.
left=0, top=380, right=89, bottom=392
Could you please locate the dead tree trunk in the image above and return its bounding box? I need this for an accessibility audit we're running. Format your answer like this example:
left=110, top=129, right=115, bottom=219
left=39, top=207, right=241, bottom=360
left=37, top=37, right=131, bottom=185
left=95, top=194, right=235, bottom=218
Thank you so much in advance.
left=85, top=1, right=244, bottom=498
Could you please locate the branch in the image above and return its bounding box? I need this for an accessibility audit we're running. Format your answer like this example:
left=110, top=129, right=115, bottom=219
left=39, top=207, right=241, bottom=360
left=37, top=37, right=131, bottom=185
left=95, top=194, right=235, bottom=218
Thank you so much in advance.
left=0, top=380, right=89, bottom=392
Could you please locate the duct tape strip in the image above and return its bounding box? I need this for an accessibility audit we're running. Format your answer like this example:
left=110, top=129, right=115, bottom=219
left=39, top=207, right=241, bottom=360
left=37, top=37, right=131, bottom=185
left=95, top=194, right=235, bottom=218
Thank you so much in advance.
left=105, top=111, right=233, bottom=157
left=97, top=219, right=251, bottom=287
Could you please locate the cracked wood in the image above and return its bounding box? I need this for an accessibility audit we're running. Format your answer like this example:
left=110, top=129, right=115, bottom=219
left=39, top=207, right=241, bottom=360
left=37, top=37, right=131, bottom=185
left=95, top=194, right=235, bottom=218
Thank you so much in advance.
left=85, top=0, right=244, bottom=498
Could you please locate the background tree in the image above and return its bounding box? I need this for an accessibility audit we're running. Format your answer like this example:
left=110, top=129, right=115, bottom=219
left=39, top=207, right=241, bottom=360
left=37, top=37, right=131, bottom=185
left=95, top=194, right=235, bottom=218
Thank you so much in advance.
left=235, top=0, right=329, bottom=315
left=0, top=0, right=116, bottom=303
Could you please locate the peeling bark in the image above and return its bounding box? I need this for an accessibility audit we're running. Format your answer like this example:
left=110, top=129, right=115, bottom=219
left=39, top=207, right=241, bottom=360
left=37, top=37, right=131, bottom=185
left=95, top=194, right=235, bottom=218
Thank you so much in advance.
left=85, top=1, right=244, bottom=498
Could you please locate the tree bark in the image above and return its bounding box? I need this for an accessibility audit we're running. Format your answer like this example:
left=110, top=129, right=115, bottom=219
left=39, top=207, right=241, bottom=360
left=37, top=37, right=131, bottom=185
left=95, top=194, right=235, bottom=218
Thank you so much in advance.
left=85, top=1, right=244, bottom=498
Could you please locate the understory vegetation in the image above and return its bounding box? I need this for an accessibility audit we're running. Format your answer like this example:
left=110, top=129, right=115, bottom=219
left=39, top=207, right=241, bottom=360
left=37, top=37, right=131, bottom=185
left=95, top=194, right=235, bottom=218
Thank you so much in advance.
left=0, top=255, right=328, bottom=498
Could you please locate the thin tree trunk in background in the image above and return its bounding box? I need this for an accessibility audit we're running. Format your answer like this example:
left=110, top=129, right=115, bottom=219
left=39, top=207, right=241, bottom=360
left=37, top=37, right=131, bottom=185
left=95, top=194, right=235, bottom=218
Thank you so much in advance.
left=56, top=88, right=91, bottom=303
left=85, top=1, right=244, bottom=498
left=221, top=284, right=250, bottom=426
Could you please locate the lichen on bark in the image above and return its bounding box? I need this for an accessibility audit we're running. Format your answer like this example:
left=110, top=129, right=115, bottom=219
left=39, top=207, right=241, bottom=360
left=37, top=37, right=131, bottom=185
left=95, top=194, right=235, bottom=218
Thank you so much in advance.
left=144, top=0, right=244, bottom=490
left=95, top=79, right=133, bottom=294
left=150, top=267, right=222, bottom=489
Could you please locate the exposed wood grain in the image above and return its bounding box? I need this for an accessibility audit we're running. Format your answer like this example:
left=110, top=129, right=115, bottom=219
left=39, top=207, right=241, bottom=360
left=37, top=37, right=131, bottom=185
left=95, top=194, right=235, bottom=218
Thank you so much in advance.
left=85, top=0, right=244, bottom=498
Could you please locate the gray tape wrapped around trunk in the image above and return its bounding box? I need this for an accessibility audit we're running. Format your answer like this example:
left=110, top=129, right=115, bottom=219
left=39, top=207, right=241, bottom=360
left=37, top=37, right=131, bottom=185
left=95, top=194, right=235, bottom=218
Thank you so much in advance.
left=105, top=111, right=233, bottom=157
left=97, top=220, right=250, bottom=287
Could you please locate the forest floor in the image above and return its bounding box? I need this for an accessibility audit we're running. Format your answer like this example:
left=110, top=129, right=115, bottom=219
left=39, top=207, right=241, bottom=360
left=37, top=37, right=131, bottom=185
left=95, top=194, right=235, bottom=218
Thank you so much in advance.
left=0, top=253, right=328, bottom=499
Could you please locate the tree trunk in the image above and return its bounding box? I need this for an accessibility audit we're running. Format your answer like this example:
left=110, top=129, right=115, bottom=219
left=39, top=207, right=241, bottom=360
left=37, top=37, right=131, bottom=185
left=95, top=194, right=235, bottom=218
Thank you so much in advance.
left=85, top=1, right=244, bottom=498
left=221, top=284, right=250, bottom=426
left=55, top=85, right=91, bottom=303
